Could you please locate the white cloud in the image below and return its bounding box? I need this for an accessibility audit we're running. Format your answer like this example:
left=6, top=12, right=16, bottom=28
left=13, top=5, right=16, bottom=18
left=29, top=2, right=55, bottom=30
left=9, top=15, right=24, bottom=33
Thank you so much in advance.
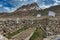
left=53, top=0, right=60, bottom=5
left=34, top=0, right=37, bottom=2
left=24, top=0, right=26, bottom=1
left=10, top=8, right=16, bottom=12
left=38, top=0, right=60, bottom=9
left=54, top=3, right=58, bottom=5
left=54, top=0, right=58, bottom=2
left=54, top=0, right=60, bottom=2
left=3, top=7, right=16, bottom=12
left=19, top=0, right=26, bottom=1
left=54, top=0, right=59, bottom=3
left=39, top=5, right=51, bottom=9
left=3, top=7, right=11, bottom=12
left=0, top=4, right=3, bottom=7
left=19, top=0, right=23, bottom=1
left=58, top=1, right=60, bottom=3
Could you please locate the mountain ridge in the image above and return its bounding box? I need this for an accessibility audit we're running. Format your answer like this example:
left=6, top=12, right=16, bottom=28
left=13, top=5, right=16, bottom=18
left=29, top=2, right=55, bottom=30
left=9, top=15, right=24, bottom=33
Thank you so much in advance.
left=0, top=3, right=60, bottom=17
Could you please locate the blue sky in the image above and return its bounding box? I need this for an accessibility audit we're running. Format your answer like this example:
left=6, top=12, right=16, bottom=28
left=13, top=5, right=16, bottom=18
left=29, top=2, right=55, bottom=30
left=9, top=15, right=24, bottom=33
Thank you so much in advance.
left=0, top=0, right=60, bottom=12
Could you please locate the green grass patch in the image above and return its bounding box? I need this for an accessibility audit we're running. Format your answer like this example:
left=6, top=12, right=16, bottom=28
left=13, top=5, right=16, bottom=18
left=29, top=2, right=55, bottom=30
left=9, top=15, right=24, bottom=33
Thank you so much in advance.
left=30, top=28, right=46, bottom=40
left=6, top=27, right=29, bottom=39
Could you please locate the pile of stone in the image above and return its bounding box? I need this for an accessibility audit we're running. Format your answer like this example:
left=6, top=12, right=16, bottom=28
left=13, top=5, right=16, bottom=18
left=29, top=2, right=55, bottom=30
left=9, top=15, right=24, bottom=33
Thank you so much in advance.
left=0, top=19, right=21, bottom=36
left=46, top=17, right=60, bottom=36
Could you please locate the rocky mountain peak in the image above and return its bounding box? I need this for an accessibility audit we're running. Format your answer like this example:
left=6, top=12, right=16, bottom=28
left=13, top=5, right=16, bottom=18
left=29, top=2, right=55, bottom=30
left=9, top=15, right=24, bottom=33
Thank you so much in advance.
left=15, top=2, right=40, bottom=12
